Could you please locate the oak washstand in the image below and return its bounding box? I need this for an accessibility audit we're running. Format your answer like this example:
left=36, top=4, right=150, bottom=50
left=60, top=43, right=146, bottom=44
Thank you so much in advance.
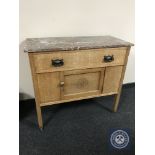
left=24, top=36, right=134, bottom=129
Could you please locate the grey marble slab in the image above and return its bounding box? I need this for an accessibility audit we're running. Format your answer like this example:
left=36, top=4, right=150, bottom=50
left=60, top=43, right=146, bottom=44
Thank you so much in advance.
left=24, top=36, right=134, bottom=52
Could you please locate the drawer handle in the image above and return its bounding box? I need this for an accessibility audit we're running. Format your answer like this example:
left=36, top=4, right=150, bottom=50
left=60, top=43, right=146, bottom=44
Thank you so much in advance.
left=52, top=59, right=64, bottom=67
left=103, top=55, right=114, bottom=62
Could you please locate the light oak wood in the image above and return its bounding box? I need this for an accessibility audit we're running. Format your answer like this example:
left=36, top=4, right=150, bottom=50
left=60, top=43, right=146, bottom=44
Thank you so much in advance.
left=28, top=53, right=43, bottom=129
left=36, top=68, right=105, bottom=103
left=60, top=72, right=65, bottom=100
left=37, top=72, right=61, bottom=103
left=113, top=47, right=131, bottom=112
left=62, top=68, right=105, bottom=100
left=40, top=92, right=117, bottom=107
left=102, top=66, right=123, bottom=94
left=28, top=46, right=131, bottom=129
left=32, top=47, right=127, bottom=73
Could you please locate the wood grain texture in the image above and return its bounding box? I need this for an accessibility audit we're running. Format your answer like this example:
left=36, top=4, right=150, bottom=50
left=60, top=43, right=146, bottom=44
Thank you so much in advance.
left=27, top=45, right=131, bottom=128
left=62, top=68, right=105, bottom=100
left=40, top=92, right=117, bottom=107
left=37, top=72, right=61, bottom=103
left=113, top=47, right=131, bottom=112
left=32, top=47, right=127, bottom=73
left=28, top=53, right=43, bottom=129
left=102, top=66, right=123, bottom=94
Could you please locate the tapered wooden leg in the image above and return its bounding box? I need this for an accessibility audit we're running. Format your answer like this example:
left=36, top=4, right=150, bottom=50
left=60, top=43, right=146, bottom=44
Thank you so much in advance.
left=112, top=47, right=130, bottom=112
left=113, top=88, right=122, bottom=112
left=29, top=54, right=43, bottom=130
left=35, top=103, right=43, bottom=129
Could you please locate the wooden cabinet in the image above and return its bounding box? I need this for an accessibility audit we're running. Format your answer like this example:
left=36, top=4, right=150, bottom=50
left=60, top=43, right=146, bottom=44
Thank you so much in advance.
left=25, top=36, right=133, bottom=129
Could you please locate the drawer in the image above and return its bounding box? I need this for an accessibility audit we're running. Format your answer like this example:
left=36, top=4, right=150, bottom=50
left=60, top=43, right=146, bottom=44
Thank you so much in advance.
left=32, top=47, right=127, bottom=73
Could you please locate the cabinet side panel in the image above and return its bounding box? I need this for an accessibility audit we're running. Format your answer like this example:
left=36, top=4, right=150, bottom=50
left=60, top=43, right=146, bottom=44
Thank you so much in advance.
left=37, top=72, right=61, bottom=103
left=103, top=66, right=123, bottom=94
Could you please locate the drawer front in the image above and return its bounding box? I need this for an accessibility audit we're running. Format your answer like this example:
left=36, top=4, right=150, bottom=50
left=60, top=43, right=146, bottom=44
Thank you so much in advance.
left=60, top=68, right=105, bottom=100
left=33, top=47, right=127, bottom=73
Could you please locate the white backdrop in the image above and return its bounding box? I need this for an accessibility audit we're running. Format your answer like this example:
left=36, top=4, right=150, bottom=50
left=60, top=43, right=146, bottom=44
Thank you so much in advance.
left=19, top=0, right=135, bottom=99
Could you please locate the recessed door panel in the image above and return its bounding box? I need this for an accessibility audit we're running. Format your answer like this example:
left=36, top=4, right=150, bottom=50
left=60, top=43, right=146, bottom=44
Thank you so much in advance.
left=61, top=68, right=105, bottom=100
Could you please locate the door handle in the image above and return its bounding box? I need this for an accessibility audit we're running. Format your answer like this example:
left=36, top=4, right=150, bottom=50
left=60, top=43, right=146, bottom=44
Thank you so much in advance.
left=60, top=81, right=64, bottom=87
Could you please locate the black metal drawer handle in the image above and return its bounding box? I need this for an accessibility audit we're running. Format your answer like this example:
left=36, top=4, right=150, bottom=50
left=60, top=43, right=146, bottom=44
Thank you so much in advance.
left=103, top=55, right=114, bottom=62
left=52, top=59, right=64, bottom=67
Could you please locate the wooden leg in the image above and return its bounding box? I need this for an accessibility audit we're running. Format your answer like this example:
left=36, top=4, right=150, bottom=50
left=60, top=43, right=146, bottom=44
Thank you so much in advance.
left=113, top=87, right=122, bottom=112
left=28, top=54, right=43, bottom=130
left=112, top=47, right=130, bottom=112
left=35, top=103, right=43, bottom=129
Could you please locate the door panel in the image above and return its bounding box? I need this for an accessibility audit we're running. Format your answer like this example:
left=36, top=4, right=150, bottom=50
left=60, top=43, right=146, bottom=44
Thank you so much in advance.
left=62, top=68, right=105, bottom=100
left=103, top=66, right=123, bottom=94
left=37, top=72, right=60, bottom=103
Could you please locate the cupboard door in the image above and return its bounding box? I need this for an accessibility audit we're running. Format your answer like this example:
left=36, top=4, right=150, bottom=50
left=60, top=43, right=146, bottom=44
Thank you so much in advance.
left=37, top=72, right=61, bottom=103
left=103, top=66, right=123, bottom=94
left=61, top=68, right=105, bottom=100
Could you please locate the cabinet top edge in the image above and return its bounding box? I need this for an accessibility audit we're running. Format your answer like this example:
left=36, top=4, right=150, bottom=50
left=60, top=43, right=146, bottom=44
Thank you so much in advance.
left=23, top=35, right=134, bottom=53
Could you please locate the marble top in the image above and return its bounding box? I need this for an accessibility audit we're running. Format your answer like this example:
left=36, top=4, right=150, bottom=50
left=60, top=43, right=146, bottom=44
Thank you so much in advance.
left=24, top=36, right=134, bottom=52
